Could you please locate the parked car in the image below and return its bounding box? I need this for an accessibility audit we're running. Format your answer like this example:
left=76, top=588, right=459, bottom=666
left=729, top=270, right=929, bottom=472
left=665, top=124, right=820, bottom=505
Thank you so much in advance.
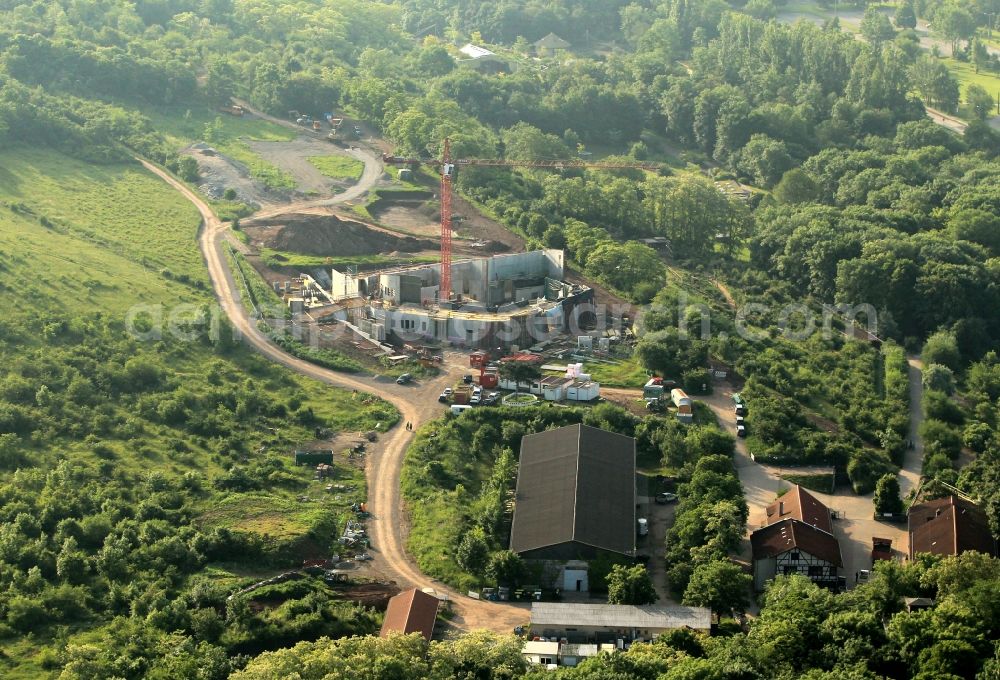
left=655, top=492, right=678, bottom=504
left=472, top=385, right=483, bottom=395
left=438, top=391, right=451, bottom=403
left=736, top=424, right=747, bottom=438
left=396, top=373, right=412, bottom=385
left=734, top=404, right=746, bottom=416
left=736, top=415, right=745, bottom=426
left=462, top=374, right=474, bottom=384
left=637, top=518, right=649, bottom=536
left=470, top=394, right=481, bottom=406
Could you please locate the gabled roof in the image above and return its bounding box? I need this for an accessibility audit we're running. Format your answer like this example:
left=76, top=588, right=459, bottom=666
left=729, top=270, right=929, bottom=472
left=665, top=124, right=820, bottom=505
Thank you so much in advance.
left=908, top=496, right=998, bottom=558
left=534, top=33, right=571, bottom=49
left=510, top=424, right=635, bottom=556
left=765, top=485, right=832, bottom=533
left=380, top=588, right=439, bottom=641
left=751, top=518, right=843, bottom=567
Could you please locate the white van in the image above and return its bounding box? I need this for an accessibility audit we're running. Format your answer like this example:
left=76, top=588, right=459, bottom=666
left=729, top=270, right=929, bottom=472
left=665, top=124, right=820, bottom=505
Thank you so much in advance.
left=450, top=404, right=473, bottom=416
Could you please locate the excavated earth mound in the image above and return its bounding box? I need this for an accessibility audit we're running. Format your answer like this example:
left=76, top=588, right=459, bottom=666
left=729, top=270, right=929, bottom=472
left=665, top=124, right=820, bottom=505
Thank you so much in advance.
left=242, top=213, right=436, bottom=256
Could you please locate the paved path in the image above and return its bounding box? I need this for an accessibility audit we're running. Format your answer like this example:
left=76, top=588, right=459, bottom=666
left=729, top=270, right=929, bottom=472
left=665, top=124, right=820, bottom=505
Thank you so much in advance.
left=138, top=158, right=529, bottom=633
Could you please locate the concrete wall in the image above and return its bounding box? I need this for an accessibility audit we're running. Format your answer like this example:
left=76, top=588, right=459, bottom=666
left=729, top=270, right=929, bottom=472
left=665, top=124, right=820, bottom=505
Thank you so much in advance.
left=331, top=269, right=359, bottom=300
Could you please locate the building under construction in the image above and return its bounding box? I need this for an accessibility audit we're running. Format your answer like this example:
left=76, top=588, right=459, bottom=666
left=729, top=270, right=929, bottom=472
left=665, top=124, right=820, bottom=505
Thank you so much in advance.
left=331, top=250, right=594, bottom=349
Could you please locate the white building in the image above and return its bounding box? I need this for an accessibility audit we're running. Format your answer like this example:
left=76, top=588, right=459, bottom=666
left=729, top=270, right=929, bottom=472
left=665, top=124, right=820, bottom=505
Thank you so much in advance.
left=530, top=602, right=712, bottom=641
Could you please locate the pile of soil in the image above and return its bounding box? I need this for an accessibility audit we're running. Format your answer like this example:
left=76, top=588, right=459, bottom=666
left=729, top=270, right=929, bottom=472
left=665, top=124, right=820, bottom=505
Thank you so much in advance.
left=336, top=581, right=401, bottom=610
left=243, top=213, right=435, bottom=256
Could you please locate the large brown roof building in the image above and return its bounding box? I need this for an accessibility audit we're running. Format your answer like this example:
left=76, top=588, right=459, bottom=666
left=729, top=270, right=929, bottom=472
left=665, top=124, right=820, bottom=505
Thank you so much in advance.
left=380, top=588, right=440, bottom=642
left=908, top=496, right=997, bottom=559
left=751, top=485, right=842, bottom=591
left=510, top=424, right=636, bottom=560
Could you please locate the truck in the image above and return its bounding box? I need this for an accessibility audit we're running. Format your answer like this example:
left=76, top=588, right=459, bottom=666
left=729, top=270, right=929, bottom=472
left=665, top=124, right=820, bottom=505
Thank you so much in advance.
left=872, top=537, right=893, bottom=563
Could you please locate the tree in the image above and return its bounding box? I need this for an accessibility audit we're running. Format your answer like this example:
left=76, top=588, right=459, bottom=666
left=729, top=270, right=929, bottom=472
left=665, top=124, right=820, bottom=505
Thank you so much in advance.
left=738, top=134, right=793, bottom=188
left=773, top=169, right=821, bottom=204
left=922, top=364, right=956, bottom=395
left=585, top=242, right=665, bottom=296
left=178, top=156, right=199, bottom=183
left=485, top=550, right=527, bottom=587
left=455, top=526, right=490, bottom=574
left=873, top=474, right=903, bottom=515
left=682, top=559, right=751, bottom=615
left=895, top=2, right=917, bottom=29
left=861, top=7, right=895, bottom=45
left=965, top=84, right=995, bottom=121
left=910, top=55, right=961, bottom=112
left=607, top=564, right=658, bottom=605
left=501, top=122, right=571, bottom=161
left=933, top=3, right=977, bottom=55
left=922, top=331, right=962, bottom=371
left=948, top=207, right=1000, bottom=254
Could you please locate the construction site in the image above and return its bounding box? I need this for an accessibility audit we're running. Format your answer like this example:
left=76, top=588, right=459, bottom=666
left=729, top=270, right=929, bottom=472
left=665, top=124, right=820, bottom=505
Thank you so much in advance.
left=329, top=249, right=594, bottom=350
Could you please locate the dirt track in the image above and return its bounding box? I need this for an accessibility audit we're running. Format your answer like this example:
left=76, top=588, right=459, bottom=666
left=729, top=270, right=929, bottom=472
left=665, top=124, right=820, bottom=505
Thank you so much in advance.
left=138, top=158, right=529, bottom=633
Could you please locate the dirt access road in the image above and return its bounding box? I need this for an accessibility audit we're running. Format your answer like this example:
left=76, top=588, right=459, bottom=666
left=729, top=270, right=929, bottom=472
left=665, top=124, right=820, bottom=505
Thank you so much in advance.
left=230, top=99, right=385, bottom=219
left=138, top=158, right=529, bottom=633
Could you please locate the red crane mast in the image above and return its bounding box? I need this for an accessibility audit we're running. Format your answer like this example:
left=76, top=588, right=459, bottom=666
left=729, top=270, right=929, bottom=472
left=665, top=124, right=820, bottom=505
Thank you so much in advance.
left=382, top=138, right=660, bottom=302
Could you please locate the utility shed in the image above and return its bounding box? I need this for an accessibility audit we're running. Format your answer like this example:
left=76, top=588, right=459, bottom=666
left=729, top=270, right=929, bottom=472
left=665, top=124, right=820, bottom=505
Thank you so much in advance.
left=510, top=424, right=636, bottom=560
left=380, top=588, right=440, bottom=642
left=530, top=602, right=711, bottom=640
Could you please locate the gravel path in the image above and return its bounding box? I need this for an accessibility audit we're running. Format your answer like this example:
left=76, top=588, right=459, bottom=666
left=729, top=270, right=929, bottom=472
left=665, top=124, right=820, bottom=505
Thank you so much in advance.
left=139, top=157, right=530, bottom=634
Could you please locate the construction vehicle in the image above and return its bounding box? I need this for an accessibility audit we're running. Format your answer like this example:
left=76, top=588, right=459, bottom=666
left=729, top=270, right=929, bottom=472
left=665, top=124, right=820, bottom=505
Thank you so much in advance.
left=218, top=104, right=244, bottom=116
left=382, top=140, right=661, bottom=301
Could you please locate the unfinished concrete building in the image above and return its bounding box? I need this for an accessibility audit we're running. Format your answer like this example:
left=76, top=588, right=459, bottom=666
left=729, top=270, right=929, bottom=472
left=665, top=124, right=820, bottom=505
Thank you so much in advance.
left=331, top=250, right=594, bottom=349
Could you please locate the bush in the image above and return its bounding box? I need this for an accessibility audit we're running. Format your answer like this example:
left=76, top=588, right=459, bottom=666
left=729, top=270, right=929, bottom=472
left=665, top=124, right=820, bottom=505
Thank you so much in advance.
left=847, top=449, right=896, bottom=494
left=922, top=390, right=964, bottom=426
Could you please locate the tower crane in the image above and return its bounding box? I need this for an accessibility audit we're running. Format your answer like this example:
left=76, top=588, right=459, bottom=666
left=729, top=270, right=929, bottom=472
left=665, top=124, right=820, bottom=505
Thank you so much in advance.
left=382, top=138, right=661, bottom=301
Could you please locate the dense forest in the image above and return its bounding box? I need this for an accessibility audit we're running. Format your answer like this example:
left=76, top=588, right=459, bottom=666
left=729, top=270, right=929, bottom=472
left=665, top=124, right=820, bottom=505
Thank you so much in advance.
left=1, top=0, right=999, bottom=677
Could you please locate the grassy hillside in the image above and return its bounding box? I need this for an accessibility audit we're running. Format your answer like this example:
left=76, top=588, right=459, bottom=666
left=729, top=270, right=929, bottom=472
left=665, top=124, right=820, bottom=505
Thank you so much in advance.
left=0, top=148, right=397, bottom=676
left=0, top=149, right=206, bottom=314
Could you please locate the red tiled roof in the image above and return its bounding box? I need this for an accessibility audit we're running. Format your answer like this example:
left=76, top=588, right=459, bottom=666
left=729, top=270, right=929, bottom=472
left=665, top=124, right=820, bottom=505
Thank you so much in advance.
left=380, top=589, right=439, bottom=642
left=765, top=485, right=832, bottom=533
left=751, top=518, right=843, bottom=567
left=908, top=496, right=998, bottom=559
